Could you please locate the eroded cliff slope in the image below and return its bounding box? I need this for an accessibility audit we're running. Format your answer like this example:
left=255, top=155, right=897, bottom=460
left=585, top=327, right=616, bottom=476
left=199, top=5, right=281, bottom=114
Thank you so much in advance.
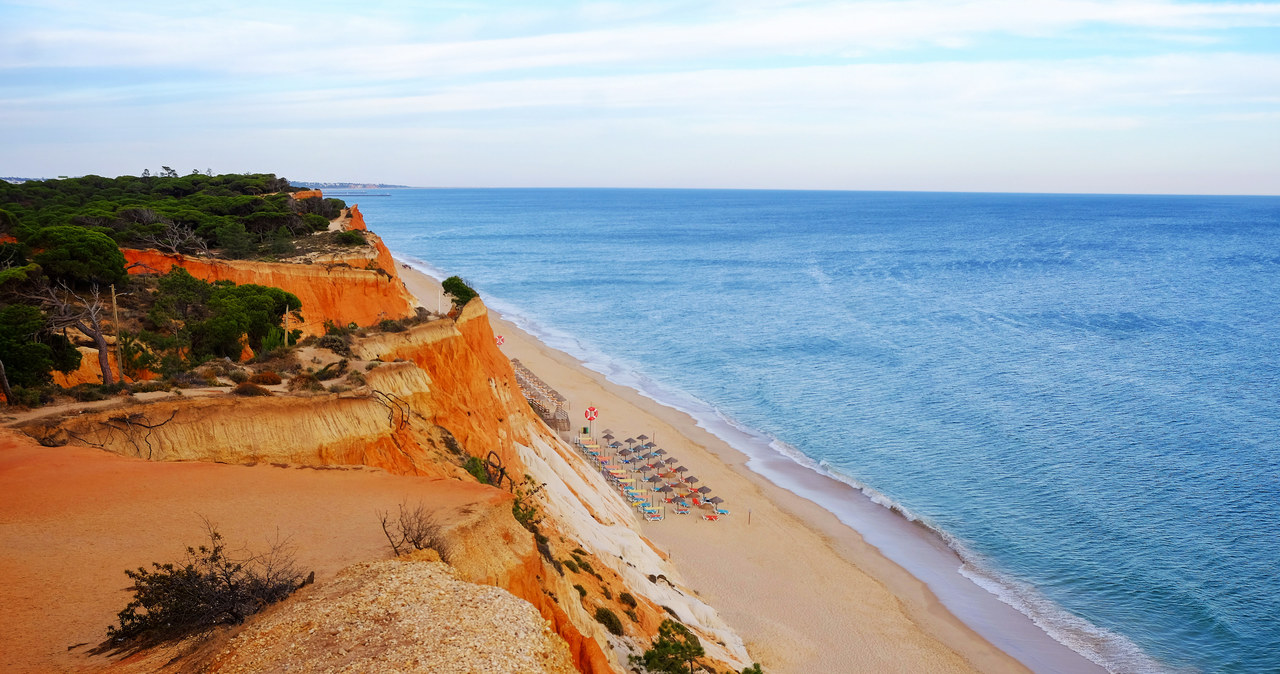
left=18, top=219, right=751, bottom=673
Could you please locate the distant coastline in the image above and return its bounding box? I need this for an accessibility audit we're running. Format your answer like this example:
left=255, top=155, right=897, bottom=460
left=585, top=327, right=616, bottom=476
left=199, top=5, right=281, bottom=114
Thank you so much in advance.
left=296, top=181, right=414, bottom=189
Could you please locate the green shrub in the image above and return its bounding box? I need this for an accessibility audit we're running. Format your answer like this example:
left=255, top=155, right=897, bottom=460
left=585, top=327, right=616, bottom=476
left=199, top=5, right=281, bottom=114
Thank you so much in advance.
left=7, top=385, right=45, bottom=407
left=742, top=664, right=765, bottom=674
left=314, top=359, right=347, bottom=381
left=574, top=584, right=587, bottom=598
left=107, top=522, right=302, bottom=645
left=594, top=607, right=624, bottom=636
left=314, top=334, right=351, bottom=357
left=462, top=456, right=490, bottom=484
left=574, top=558, right=594, bottom=575
left=67, top=383, right=116, bottom=402
left=228, top=369, right=249, bottom=384
left=231, top=382, right=271, bottom=397
left=288, top=372, right=324, bottom=392
left=619, top=592, right=637, bottom=609
left=441, top=276, right=478, bottom=309
left=130, top=381, right=169, bottom=394
left=0, top=304, right=81, bottom=390
left=378, top=318, right=407, bottom=333
left=625, top=608, right=638, bottom=623
left=28, top=225, right=127, bottom=285
left=511, top=477, right=544, bottom=532
left=639, top=619, right=705, bottom=674
left=303, top=213, right=330, bottom=232
left=562, top=558, right=580, bottom=574
left=601, top=586, right=612, bottom=600
left=335, top=230, right=365, bottom=245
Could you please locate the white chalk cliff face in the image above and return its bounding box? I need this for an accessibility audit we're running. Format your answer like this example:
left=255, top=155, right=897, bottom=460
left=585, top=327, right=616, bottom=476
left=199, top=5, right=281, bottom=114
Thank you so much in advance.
left=516, top=431, right=752, bottom=669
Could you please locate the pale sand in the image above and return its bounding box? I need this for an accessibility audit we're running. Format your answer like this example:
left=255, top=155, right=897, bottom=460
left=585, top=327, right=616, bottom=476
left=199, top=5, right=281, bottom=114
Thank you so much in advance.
left=398, top=265, right=1031, bottom=673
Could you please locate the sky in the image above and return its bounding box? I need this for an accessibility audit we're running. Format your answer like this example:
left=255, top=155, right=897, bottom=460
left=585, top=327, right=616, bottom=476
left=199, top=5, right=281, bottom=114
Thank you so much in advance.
left=2, top=0, right=1279, bottom=194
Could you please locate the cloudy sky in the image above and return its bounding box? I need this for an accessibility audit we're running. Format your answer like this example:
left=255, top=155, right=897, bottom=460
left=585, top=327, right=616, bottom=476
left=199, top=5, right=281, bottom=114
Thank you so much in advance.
left=3, top=0, right=1278, bottom=194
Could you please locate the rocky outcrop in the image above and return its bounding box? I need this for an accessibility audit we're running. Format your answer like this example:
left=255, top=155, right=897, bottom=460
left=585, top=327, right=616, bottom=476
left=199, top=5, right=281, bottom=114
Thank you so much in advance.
left=353, top=301, right=535, bottom=470
left=346, top=203, right=368, bottom=231
left=207, top=558, right=578, bottom=674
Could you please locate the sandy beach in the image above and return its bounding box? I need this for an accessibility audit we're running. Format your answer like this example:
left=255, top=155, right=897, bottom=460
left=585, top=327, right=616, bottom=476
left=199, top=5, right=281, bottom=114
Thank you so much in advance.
left=397, top=264, right=1040, bottom=673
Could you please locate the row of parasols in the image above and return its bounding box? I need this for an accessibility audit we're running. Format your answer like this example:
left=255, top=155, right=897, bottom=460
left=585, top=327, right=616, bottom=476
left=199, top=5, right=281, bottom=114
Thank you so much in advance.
left=576, top=429, right=729, bottom=522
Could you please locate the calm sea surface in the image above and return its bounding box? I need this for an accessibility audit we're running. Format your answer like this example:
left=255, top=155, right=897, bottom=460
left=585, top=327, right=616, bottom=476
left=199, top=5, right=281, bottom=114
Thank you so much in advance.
left=346, top=188, right=1280, bottom=673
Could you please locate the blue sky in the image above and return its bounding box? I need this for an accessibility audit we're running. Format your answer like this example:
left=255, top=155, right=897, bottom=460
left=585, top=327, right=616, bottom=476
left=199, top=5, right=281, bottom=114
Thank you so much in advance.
left=2, top=0, right=1278, bottom=194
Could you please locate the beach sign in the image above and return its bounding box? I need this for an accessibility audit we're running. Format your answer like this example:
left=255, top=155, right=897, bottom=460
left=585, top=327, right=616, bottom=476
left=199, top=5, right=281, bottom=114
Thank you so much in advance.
left=585, top=406, right=599, bottom=421
left=495, top=335, right=505, bottom=346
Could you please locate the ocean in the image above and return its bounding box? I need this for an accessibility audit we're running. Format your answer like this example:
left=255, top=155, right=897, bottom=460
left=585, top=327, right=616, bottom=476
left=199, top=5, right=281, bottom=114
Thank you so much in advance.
left=344, top=188, right=1280, bottom=673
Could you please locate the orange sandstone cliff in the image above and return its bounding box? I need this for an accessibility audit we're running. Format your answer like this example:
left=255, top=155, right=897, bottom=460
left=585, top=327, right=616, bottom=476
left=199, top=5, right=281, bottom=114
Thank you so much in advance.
left=18, top=219, right=752, bottom=673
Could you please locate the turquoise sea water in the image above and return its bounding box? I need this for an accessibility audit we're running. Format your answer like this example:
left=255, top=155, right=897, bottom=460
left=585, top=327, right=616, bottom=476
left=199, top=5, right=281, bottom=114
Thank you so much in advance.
left=346, top=188, right=1280, bottom=673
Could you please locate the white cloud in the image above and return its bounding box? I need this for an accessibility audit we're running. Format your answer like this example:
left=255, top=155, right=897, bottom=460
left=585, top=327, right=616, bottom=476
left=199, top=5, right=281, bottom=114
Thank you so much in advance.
left=2, top=0, right=1278, bottom=193
left=5, top=0, right=1280, bottom=76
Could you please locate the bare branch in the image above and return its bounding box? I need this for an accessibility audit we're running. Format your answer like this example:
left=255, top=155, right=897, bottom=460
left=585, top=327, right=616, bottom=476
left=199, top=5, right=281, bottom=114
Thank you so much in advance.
left=377, top=502, right=450, bottom=561
left=24, top=282, right=115, bottom=386
left=138, top=222, right=210, bottom=257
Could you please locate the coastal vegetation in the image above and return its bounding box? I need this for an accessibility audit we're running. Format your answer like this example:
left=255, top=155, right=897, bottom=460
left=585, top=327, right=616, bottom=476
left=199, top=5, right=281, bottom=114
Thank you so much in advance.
left=441, top=274, right=478, bottom=309
left=637, top=619, right=706, bottom=674
left=106, top=521, right=303, bottom=647
left=0, top=171, right=344, bottom=261
left=594, top=606, right=624, bottom=636
left=0, top=172, right=337, bottom=405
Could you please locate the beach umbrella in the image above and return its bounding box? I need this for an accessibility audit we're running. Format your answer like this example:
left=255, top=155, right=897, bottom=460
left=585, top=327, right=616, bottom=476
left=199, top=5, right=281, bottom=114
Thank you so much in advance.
left=619, top=448, right=633, bottom=456
left=646, top=475, right=664, bottom=484
left=664, top=457, right=678, bottom=465
left=625, top=437, right=635, bottom=446
left=654, top=448, right=667, bottom=456
left=674, top=466, right=688, bottom=475
left=601, top=428, right=613, bottom=435
left=685, top=476, right=699, bottom=485
left=707, top=496, right=724, bottom=505
left=637, top=434, right=649, bottom=442
left=602, top=433, right=614, bottom=441
left=696, top=486, right=712, bottom=495
left=609, top=441, right=623, bottom=449
left=638, top=464, right=653, bottom=474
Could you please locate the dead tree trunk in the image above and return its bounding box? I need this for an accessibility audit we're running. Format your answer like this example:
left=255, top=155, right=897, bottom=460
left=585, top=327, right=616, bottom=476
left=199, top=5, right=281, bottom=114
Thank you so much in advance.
left=25, top=282, right=115, bottom=387
left=0, top=358, right=13, bottom=405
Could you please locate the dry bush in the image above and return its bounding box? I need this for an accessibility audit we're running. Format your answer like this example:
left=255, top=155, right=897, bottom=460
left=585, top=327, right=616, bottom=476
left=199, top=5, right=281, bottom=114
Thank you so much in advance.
left=249, top=371, right=282, bottom=385
left=377, top=502, right=451, bottom=561
left=287, top=372, right=324, bottom=392
left=231, top=382, right=271, bottom=397
left=104, top=520, right=303, bottom=647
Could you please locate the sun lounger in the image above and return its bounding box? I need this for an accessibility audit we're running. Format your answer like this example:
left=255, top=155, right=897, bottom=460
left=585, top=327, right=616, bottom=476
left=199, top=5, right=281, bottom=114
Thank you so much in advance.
left=716, top=508, right=730, bottom=515
left=703, top=514, right=719, bottom=522
left=674, top=507, right=690, bottom=515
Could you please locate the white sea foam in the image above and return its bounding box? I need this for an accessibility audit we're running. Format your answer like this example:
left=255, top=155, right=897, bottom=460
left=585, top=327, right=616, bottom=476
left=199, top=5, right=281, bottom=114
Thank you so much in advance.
left=957, top=559, right=1171, bottom=674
